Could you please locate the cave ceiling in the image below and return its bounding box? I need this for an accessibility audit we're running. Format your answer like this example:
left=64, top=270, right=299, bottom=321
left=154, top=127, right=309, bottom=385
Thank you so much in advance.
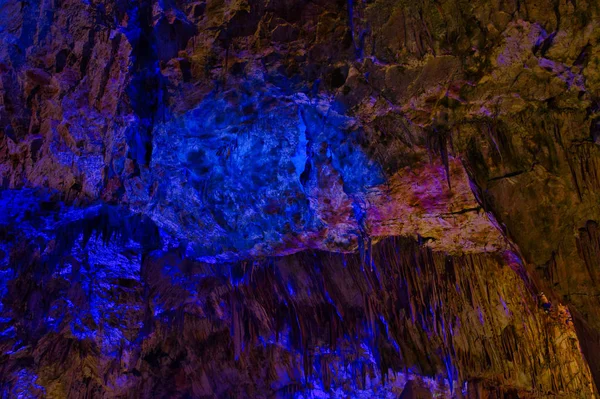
left=1, top=0, right=600, bottom=397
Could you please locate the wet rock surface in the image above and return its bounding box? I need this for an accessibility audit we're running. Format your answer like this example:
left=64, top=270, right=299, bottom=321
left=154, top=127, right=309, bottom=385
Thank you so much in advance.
left=1, top=0, right=600, bottom=397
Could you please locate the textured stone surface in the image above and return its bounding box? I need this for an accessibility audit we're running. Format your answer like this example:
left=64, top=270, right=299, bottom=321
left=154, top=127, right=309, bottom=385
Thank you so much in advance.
left=1, top=0, right=600, bottom=397
left=0, top=199, right=594, bottom=397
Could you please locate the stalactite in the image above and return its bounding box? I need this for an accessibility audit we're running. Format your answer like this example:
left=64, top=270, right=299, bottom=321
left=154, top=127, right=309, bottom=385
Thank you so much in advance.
left=439, top=130, right=451, bottom=190
left=576, top=220, right=600, bottom=285
left=231, top=290, right=244, bottom=361
left=1, top=227, right=594, bottom=397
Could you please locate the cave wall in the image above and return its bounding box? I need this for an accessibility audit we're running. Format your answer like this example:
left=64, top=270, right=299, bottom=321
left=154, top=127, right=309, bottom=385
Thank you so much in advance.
left=0, top=197, right=594, bottom=397
left=1, top=0, right=600, bottom=397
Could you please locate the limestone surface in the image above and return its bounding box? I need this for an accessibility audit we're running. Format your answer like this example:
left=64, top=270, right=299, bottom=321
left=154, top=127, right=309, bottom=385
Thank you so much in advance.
left=1, top=0, right=600, bottom=397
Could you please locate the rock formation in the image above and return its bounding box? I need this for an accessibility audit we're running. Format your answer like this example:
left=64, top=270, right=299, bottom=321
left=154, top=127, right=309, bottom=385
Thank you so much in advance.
left=1, top=0, right=600, bottom=397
